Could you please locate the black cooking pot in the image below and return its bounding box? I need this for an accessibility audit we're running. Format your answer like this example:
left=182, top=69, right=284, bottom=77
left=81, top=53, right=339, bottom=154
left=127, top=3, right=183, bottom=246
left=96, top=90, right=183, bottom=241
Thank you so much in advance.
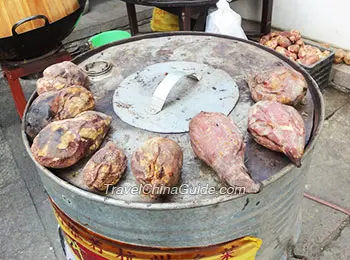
left=0, top=0, right=86, bottom=61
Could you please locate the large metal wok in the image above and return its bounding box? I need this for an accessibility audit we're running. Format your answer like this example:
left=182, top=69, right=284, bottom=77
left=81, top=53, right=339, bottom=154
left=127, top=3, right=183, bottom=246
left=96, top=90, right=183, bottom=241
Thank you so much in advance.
left=0, top=0, right=86, bottom=61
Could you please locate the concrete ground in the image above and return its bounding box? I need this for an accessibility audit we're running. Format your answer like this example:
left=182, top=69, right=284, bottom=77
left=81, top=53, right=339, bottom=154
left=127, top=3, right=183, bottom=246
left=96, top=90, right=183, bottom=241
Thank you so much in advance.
left=1, top=1, right=350, bottom=259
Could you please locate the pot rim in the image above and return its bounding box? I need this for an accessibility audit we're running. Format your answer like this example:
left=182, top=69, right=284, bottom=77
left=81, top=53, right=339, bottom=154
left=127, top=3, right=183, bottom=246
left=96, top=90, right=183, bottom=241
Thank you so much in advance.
left=22, top=32, right=325, bottom=210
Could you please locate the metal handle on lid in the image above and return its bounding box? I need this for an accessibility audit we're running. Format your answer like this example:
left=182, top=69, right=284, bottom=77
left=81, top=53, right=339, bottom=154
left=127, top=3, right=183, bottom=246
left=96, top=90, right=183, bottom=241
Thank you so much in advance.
left=147, top=71, right=202, bottom=115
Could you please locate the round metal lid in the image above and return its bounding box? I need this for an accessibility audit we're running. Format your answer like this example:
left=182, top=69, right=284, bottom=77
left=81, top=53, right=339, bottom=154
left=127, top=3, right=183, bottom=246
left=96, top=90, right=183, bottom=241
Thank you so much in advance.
left=113, top=61, right=239, bottom=133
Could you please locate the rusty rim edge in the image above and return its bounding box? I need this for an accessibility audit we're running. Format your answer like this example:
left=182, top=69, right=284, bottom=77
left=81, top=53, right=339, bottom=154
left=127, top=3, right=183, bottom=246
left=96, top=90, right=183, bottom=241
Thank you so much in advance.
left=21, top=32, right=325, bottom=210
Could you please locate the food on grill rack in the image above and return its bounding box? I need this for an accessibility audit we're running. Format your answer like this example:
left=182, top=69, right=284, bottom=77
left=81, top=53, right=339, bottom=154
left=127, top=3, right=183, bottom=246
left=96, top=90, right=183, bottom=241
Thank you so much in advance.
left=248, top=66, right=307, bottom=106
left=37, top=61, right=90, bottom=95
left=248, top=101, right=306, bottom=167
left=83, top=142, right=127, bottom=191
left=25, top=86, right=95, bottom=140
left=31, top=111, right=111, bottom=168
left=189, top=112, right=261, bottom=194
left=131, top=137, right=183, bottom=197
left=260, top=30, right=330, bottom=66
left=334, top=49, right=346, bottom=64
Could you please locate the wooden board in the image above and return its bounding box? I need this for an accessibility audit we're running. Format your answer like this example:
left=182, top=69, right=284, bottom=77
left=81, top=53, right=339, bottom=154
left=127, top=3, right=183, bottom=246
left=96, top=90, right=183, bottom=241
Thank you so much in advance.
left=0, top=0, right=79, bottom=38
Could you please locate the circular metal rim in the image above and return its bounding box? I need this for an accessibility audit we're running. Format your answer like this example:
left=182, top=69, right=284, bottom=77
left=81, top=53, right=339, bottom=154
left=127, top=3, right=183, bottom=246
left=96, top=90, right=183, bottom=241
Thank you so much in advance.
left=84, top=60, right=113, bottom=77
left=22, top=32, right=325, bottom=210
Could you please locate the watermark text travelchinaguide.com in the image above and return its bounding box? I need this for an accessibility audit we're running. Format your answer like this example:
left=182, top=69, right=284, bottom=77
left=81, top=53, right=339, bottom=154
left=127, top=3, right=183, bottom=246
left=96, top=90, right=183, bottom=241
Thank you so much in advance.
left=104, top=184, right=246, bottom=195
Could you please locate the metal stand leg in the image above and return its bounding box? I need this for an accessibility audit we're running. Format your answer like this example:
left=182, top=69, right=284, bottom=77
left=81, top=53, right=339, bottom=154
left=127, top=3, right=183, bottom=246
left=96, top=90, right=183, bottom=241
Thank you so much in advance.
left=192, top=9, right=209, bottom=31
left=261, top=0, right=273, bottom=35
left=126, top=3, right=139, bottom=35
left=3, top=72, right=27, bottom=120
left=179, top=7, right=191, bottom=31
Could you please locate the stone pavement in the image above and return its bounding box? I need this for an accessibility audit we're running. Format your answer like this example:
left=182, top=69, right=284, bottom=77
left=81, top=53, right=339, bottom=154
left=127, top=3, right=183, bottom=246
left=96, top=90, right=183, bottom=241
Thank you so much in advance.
left=294, top=87, right=350, bottom=259
left=0, top=77, right=63, bottom=260
left=1, top=1, right=350, bottom=260
left=331, top=64, right=350, bottom=93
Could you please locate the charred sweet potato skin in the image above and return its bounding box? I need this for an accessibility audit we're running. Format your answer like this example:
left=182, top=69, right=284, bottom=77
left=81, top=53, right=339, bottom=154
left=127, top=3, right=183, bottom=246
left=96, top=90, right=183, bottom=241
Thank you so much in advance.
left=25, top=91, right=58, bottom=140
left=248, top=66, right=307, bottom=106
left=54, top=86, right=95, bottom=120
left=37, top=61, right=90, bottom=95
left=248, top=100, right=306, bottom=167
left=131, top=137, right=183, bottom=196
left=83, top=142, right=127, bottom=191
left=189, top=112, right=261, bottom=194
left=31, top=111, right=111, bottom=168
left=75, top=111, right=112, bottom=155
left=25, top=86, right=95, bottom=140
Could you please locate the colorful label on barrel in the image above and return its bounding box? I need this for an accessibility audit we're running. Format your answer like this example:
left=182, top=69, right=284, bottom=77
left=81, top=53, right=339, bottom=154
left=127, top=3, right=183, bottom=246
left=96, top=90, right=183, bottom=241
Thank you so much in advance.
left=52, top=201, right=262, bottom=260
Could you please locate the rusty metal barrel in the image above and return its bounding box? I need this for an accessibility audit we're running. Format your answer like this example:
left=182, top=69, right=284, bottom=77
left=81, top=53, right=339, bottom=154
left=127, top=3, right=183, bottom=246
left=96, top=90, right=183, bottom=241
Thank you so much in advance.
left=22, top=32, right=324, bottom=259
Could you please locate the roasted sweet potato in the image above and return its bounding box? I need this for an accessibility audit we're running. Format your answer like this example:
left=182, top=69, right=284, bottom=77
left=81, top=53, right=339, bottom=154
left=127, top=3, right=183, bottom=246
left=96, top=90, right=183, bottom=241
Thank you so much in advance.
left=189, top=112, right=261, bottom=194
left=259, top=35, right=271, bottom=45
left=344, top=52, right=350, bottom=65
left=270, top=31, right=281, bottom=38
left=261, top=30, right=301, bottom=47
left=275, top=46, right=289, bottom=55
left=131, top=137, right=183, bottom=197
left=31, top=111, right=111, bottom=168
left=264, top=38, right=278, bottom=49
left=289, top=52, right=298, bottom=61
left=260, top=30, right=331, bottom=65
left=334, top=49, right=346, bottom=64
left=288, top=30, right=301, bottom=43
left=288, top=44, right=300, bottom=54
left=248, top=101, right=306, bottom=167
left=74, top=111, right=112, bottom=155
left=25, top=86, right=95, bottom=139
left=248, top=66, right=307, bottom=106
left=296, top=39, right=305, bottom=46
left=275, top=47, right=297, bottom=61
left=297, top=45, right=323, bottom=65
left=297, top=55, right=320, bottom=66
left=83, top=142, right=127, bottom=191
left=277, top=35, right=292, bottom=48
left=37, top=61, right=90, bottom=95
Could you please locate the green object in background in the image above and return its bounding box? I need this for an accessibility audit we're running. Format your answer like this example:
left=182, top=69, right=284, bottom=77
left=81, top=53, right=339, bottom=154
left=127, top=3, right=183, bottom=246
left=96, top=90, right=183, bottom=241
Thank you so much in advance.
left=89, top=30, right=131, bottom=48
left=74, top=14, right=83, bottom=29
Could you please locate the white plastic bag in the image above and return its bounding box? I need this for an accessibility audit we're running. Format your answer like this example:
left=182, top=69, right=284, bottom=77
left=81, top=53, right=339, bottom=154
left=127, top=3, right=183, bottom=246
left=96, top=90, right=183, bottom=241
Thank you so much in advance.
left=205, top=0, right=247, bottom=40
